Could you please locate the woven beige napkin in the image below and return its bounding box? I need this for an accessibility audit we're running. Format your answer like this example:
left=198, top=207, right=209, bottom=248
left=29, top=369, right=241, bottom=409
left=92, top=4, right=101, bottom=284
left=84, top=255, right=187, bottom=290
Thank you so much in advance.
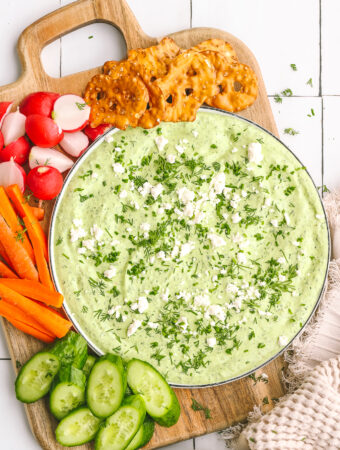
left=221, top=191, right=340, bottom=449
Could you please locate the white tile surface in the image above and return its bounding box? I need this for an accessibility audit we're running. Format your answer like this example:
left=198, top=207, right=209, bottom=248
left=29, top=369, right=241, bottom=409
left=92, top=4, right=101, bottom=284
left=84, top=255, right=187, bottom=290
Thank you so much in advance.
left=321, top=0, right=340, bottom=95
left=0, top=361, right=40, bottom=450
left=323, top=96, right=340, bottom=191
left=0, top=323, right=10, bottom=359
left=195, top=432, right=227, bottom=449
left=270, top=96, right=323, bottom=186
left=192, top=0, right=320, bottom=96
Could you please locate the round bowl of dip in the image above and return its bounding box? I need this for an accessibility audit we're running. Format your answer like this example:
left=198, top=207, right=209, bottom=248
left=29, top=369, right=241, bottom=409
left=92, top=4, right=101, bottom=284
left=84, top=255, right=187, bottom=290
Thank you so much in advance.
left=49, top=108, right=330, bottom=387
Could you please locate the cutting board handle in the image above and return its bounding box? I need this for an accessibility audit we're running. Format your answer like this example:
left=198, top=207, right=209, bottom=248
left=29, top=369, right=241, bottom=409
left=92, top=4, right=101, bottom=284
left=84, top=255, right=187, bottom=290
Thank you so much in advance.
left=0, top=0, right=155, bottom=97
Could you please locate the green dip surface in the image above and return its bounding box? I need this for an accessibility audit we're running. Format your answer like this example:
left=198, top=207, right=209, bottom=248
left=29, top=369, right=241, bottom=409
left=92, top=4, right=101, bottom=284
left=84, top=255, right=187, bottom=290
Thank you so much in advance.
left=52, top=110, right=328, bottom=385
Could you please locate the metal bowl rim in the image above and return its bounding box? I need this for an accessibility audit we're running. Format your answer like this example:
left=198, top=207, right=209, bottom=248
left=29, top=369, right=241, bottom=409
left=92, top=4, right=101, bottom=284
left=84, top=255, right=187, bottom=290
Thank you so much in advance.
left=49, top=106, right=331, bottom=389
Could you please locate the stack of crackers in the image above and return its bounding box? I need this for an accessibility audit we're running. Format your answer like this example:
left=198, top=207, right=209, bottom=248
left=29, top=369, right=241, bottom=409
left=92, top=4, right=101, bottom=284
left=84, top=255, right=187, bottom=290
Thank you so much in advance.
left=84, top=38, right=258, bottom=130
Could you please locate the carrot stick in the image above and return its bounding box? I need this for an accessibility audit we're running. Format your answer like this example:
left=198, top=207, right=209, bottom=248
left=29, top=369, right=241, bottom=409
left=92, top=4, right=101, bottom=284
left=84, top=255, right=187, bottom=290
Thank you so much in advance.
left=32, top=207, right=44, bottom=221
left=0, top=215, right=38, bottom=281
left=0, top=299, right=54, bottom=338
left=0, top=279, right=63, bottom=308
left=0, top=186, right=35, bottom=262
left=0, top=240, right=12, bottom=267
left=0, top=284, right=71, bottom=338
left=0, top=262, right=18, bottom=279
left=8, top=318, right=55, bottom=343
left=23, top=216, right=54, bottom=291
left=6, top=185, right=48, bottom=259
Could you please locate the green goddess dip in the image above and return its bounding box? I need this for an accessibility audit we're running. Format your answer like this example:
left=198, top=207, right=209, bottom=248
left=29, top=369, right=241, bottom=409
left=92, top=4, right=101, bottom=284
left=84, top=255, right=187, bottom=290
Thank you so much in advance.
left=51, top=110, right=328, bottom=385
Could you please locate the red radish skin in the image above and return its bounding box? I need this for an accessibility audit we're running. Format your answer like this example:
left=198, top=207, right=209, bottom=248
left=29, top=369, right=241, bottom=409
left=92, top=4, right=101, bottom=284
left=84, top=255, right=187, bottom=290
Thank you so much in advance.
left=29, top=147, right=73, bottom=173
left=0, top=158, right=26, bottom=192
left=60, top=130, right=89, bottom=157
left=25, top=114, right=64, bottom=148
left=0, top=136, right=30, bottom=165
left=20, top=92, right=59, bottom=117
left=52, top=94, right=90, bottom=132
left=0, top=102, right=13, bottom=128
left=27, top=166, right=63, bottom=200
left=0, top=131, right=3, bottom=151
left=84, top=123, right=111, bottom=141
left=1, top=109, right=26, bottom=146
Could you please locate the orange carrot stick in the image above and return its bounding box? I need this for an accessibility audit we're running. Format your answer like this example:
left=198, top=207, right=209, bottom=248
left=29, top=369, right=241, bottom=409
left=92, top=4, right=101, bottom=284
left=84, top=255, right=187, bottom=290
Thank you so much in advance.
left=0, top=284, right=71, bottom=338
left=0, top=215, right=38, bottom=281
left=0, top=279, right=63, bottom=308
left=32, top=207, right=45, bottom=221
left=6, top=185, right=48, bottom=259
left=0, top=186, right=35, bottom=262
left=8, top=318, right=55, bottom=343
left=0, top=300, right=54, bottom=339
left=0, top=240, right=12, bottom=267
left=23, top=216, right=54, bottom=291
left=0, top=262, right=18, bottom=279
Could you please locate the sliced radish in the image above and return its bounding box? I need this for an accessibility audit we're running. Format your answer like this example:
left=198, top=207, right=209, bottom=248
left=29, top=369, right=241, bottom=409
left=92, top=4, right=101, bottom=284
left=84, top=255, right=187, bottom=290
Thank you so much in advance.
left=0, top=131, right=3, bottom=151
left=20, top=91, right=59, bottom=117
left=1, top=109, right=26, bottom=146
left=84, top=123, right=111, bottom=142
left=52, top=94, right=90, bottom=132
left=0, top=158, right=25, bottom=192
left=29, top=147, right=73, bottom=173
left=27, top=166, right=63, bottom=200
left=59, top=130, right=89, bottom=157
left=0, top=102, right=13, bottom=128
left=25, top=114, right=64, bottom=148
left=0, top=136, right=30, bottom=165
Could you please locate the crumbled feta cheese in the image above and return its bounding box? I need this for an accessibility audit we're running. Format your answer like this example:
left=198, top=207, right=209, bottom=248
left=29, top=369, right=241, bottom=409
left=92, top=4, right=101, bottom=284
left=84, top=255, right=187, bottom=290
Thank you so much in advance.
left=194, top=294, right=210, bottom=307
left=112, top=162, right=124, bottom=174
left=154, top=136, right=168, bottom=151
left=70, top=227, right=86, bottom=242
left=105, top=134, right=114, bottom=143
left=104, top=265, right=117, bottom=279
left=192, top=130, right=198, bottom=138
left=177, top=187, right=195, bottom=204
left=183, top=202, right=194, bottom=217
left=284, top=212, right=290, bottom=225
left=258, top=310, right=272, bottom=317
left=151, top=183, right=164, bottom=199
left=91, top=224, right=104, bottom=241
left=207, top=337, right=216, bottom=348
left=111, top=239, right=120, bottom=246
left=161, top=288, right=169, bottom=302
left=261, top=373, right=268, bottom=380
left=292, top=291, right=299, bottom=297
left=264, top=197, right=272, bottom=207
left=108, top=305, right=121, bottom=319
left=232, top=212, right=242, bottom=223
left=119, top=190, right=127, bottom=199
left=316, top=214, right=323, bottom=220
left=166, top=154, right=176, bottom=164
left=208, top=233, right=226, bottom=248
left=278, top=274, right=286, bottom=282
left=277, top=257, right=285, bottom=264
left=230, top=200, right=239, bottom=209
left=248, top=142, right=263, bottom=164
left=205, top=304, right=226, bottom=322
left=212, top=275, right=218, bottom=282
left=192, top=210, right=205, bottom=224
left=140, top=223, right=151, bottom=232
left=148, top=322, right=158, bottom=329
left=180, top=242, right=195, bottom=258
left=156, top=251, right=166, bottom=260
left=176, top=316, right=189, bottom=331
left=231, top=147, right=238, bottom=153
left=91, top=172, right=98, bottom=179
left=127, top=320, right=141, bottom=337
left=237, top=252, right=247, bottom=264
left=82, top=239, right=95, bottom=251
left=135, top=296, right=149, bottom=314
left=175, top=144, right=184, bottom=154
left=114, top=146, right=122, bottom=152
left=73, top=218, right=83, bottom=227
left=164, top=203, right=172, bottom=210
left=270, top=219, right=278, bottom=227
left=292, top=241, right=300, bottom=246
left=182, top=139, right=189, bottom=144
left=171, top=244, right=179, bottom=258
left=227, top=283, right=239, bottom=294
left=211, top=172, right=225, bottom=195
left=139, top=182, right=153, bottom=197
left=241, top=190, right=247, bottom=198
left=78, top=247, right=86, bottom=254
left=278, top=335, right=288, bottom=346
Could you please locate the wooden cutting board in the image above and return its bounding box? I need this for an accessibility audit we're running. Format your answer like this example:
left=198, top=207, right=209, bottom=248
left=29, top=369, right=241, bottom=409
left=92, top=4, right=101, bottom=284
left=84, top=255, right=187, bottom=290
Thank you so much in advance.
left=0, top=0, right=285, bottom=448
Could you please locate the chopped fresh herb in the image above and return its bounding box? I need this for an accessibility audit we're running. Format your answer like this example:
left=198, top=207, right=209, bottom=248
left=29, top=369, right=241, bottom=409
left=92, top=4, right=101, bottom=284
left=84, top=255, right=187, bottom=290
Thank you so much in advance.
left=212, top=161, right=221, bottom=171
left=284, top=186, right=296, bottom=196
left=307, top=108, right=315, bottom=117
left=88, top=35, right=93, bottom=39
left=79, top=193, right=94, bottom=202
left=16, top=360, right=22, bottom=369
left=210, top=144, right=217, bottom=149
left=56, top=237, right=63, bottom=246
left=191, top=397, right=211, bottom=419
left=290, top=63, right=297, bottom=71
left=274, top=94, right=282, bottom=103
left=262, top=396, right=269, bottom=405
left=76, top=102, right=87, bottom=110
left=156, top=127, right=162, bottom=135
left=306, top=78, right=313, bottom=87
left=281, top=88, right=293, bottom=97
left=284, top=128, right=299, bottom=136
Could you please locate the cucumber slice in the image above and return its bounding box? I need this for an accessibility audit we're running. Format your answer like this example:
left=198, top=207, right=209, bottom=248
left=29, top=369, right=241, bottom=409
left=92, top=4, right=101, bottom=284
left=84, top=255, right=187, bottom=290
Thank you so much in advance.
left=15, top=352, right=60, bottom=403
left=125, top=415, right=155, bottom=450
left=87, top=354, right=126, bottom=418
left=50, top=331, right=88, bottom=369
left=82, top=355, right=97, bottom=377
left=95, top=395, right=146, bottom=450
left=56, top=407, right=101, bottom=447
left=126, top=359, right=180, bottom=427
left=50, top=366, right=86, bottom=420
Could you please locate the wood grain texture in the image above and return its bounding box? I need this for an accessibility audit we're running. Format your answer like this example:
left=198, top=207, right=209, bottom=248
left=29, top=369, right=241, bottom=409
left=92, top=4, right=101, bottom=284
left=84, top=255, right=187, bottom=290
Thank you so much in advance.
left=0, top=0, right=284, bottom=448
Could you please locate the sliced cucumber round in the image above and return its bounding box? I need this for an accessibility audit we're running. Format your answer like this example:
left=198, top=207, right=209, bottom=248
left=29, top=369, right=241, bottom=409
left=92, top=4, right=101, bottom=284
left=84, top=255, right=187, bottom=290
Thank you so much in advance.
left=126, top=359, right=180, bottom=427
left=82, top=354, right=97, bottom=377
left=50, top=366, right=86, bottom=420
left=95, top=395, right=146, bottom=450
left=56, top=407, right=101, bottom=447
left=15, top=352, right=60, bottom=403
left=86, top=354, right=126, bottom=418
left=125, top=415, right=155, bottom=450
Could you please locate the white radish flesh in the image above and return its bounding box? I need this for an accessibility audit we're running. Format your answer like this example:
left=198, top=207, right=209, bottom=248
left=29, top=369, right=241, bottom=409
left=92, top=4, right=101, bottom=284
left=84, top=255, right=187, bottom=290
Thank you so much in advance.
left=0, top=102, right=13, bottom=128
left=1, top=109, right=26, bottom=146
left=59, top=131, right=89, bottom=157
left=0, top=158, right=25, bottom=192
left=52, top=94, right=90, bottom=132
left=29, top=147, right=74, bottom=173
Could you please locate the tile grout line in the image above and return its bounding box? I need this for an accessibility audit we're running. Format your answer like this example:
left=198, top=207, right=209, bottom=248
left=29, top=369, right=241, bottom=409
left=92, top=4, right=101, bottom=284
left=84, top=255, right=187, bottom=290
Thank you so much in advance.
left=319, top=0, right=324, bottom=194
left=59, top=0, right=62, bottom=78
